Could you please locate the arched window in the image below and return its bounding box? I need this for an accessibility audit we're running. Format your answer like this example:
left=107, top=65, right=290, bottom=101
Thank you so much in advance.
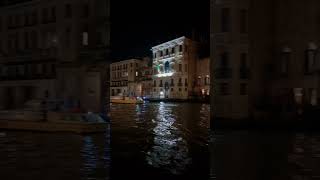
left=164, top=61, right=170, bottom=73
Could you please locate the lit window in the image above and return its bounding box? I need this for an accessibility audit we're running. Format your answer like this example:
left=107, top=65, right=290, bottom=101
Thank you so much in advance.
left=136, top=71, right=138, bottom=76
left=82, top=32, right=88, bottom=46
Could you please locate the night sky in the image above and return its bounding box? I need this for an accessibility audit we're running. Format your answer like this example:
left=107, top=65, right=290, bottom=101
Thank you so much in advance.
left=111, top=0, right=210, bottom=61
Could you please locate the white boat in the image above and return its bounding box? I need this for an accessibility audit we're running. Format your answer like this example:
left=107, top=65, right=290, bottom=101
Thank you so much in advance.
left=111, top=96, right=144, bottom=104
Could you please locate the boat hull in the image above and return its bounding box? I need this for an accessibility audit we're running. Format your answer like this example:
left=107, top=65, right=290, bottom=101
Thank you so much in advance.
left=0, top=120, right=108, bottom=134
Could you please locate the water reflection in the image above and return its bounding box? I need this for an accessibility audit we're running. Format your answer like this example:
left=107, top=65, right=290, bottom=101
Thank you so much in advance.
left=146, top=102, right=191, bottom=175
left=111, top=103, right=210, bottom=179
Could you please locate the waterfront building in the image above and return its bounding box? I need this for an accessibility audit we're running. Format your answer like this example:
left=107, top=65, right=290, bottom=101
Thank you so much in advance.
left=0, top=0, right=111, bottom=113
left=211, top=0, right=320, bottom=120
left=110, top=59, right=143, bottom=97
left=196, top=57, right=210, bottom=99
left=151, top=36, right=200, bottom=100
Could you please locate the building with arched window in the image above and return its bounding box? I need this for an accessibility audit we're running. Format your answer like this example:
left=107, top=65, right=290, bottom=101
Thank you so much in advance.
left=151, top=36, right=200, bottom=100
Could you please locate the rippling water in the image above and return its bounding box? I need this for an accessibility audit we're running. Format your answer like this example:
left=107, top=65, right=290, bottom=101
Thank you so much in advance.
left=210, top=131, right=320, bottom=180
left=110, top=102, right=210, bottom=180
left=0, top=102, right=209, bottom=180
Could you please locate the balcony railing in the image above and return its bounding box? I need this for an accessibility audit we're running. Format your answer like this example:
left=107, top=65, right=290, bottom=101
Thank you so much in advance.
left=215, top=68, right=232, bottom=79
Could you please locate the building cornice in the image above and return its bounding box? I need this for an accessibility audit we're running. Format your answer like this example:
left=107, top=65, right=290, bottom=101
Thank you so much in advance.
left=151, top=36, right=186, bottom=52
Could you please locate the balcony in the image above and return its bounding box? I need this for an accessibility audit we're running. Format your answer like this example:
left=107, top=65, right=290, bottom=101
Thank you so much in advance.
left=215, top=68, right=232, bottom=79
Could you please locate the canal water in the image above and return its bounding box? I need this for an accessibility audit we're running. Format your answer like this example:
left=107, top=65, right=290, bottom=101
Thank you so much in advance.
left=3, top=102, right=319, bottom=180
left=0, top=102, right=210, bottom=180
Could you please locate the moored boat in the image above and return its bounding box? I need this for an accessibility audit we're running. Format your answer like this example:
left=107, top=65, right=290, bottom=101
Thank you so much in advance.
left=111, top=96, right=144, bottom=104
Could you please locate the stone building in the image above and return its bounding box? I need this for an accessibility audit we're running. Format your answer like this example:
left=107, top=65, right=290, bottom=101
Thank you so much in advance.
left=196, top=57, right=210, bottom=98
left=0, top=0, right=111, bottom=113
left=151, top=36, right=200, bottom=99
left=211, top=0, right=320, bottom=121
left=110, top=59, right=143, bottom=97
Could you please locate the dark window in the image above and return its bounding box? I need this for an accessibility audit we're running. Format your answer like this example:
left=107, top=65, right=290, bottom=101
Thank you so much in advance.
left=179, top=64, right=182, bottom=72
left=154, top=53, right=156, bottom=58
left=220, top=52, right=229, bottom=68
left=240, top=9, right=248, bottom=33
left=166, top=49, right=169, bottom=55
left=83, top=3, right=89, bottom=18
left=66, top=28, right=71, bottom=47
left=51, top=7, right=56, bottom=21
left=280, top=52, right=290, bottom=75
left=24, top=32, right=29, bottom=49
left=130, top=63, right=132, bottom=67
left=164, top=61, right=170, bottom=73
left=65, top=4, right=72, bottom=18
left=31, top=31, right=37, bottom=49
left=240, top=53, right=247, bottom=68
left=154, top=80, right=156, bottom=87
left=185, top=78, right=188, bottom=86
left=179, top=45, right=183, bottom=52
left=160, top=51, right=163, bottom=57
left=305, top=49, right=316, bottom=74
left=171, top=79, right=174, bottom=86
left=219, top=83, right=230, bottom=95
left=221, top=8, right=230, bottom=32
left=159, top=80, right=163, bottom=87
left=42, top=8, right=48, bottom=23
left=0, top=17, right=2, bottom=32
left=240, top=83, right=247, bottom=95
left=32, top=11, right=38, bottom=25
left=172, top=47, right=175, bottom=54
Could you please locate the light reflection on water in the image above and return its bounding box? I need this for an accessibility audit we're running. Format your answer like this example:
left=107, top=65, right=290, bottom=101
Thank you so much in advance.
left=111, top=102, right=210, bottom=180
left=146, top=102, right=192, bottom=175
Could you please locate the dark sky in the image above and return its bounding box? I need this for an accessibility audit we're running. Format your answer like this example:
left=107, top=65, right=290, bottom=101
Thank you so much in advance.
left=111, top=0, right=210, bottom=61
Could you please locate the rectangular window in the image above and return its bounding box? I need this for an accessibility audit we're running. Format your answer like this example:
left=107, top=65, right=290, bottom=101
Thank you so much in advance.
left=179, top=45, right=183, bottom=52
left=31, top=31, right=37, bottom=49
left=82, top=25, right=89, bottom=46
left=221, top=8, right=230, bottom=32
left=65, top=4, right=72, bottom=18
left=220, top=52, right=229, bottom=68
left=219, top=83, right=230, bottom=95
left=240, top=9, right=248, bottom=33
left=42, top=8, right=48, bottom=23
left=24, top=32, right=29, bottom=49
left=0, top=17, right=2, bottom=32
left=240, top=53, right=247, bottom=68
left=179, top=64, right=182, bottom=72
left=305, top=50, right=315, bottom=74
left=83, top=3, right=89, bottom=18
left=281, top=52, right=289, bottom=75
left=51, top=7, right=56, bottom=21
left=240, top=83, right=248, bottom=95
left=66, top=28, right=71, bottom=47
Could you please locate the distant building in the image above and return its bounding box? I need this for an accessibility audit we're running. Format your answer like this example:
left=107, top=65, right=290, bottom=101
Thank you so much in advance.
left=151, top=36, right=200, bottom=99
left=140, top=57, right=153, bottom=98
left=211, top=0, right=320, bottom=120
left=196, top=57, right=210, bottom=98
left=0, top=0, right=111, bottom=113
left=110, top=59, right=141, bottom=96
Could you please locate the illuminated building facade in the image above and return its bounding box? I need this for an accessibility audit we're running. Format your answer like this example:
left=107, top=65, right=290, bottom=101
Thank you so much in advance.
left=151, top=37, right=199, bottom=99
left=0, top=0, right=111, bottom=113
left=110, top=59, right=142, bottom=96
left=211, top=0, right=320, bottom=121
